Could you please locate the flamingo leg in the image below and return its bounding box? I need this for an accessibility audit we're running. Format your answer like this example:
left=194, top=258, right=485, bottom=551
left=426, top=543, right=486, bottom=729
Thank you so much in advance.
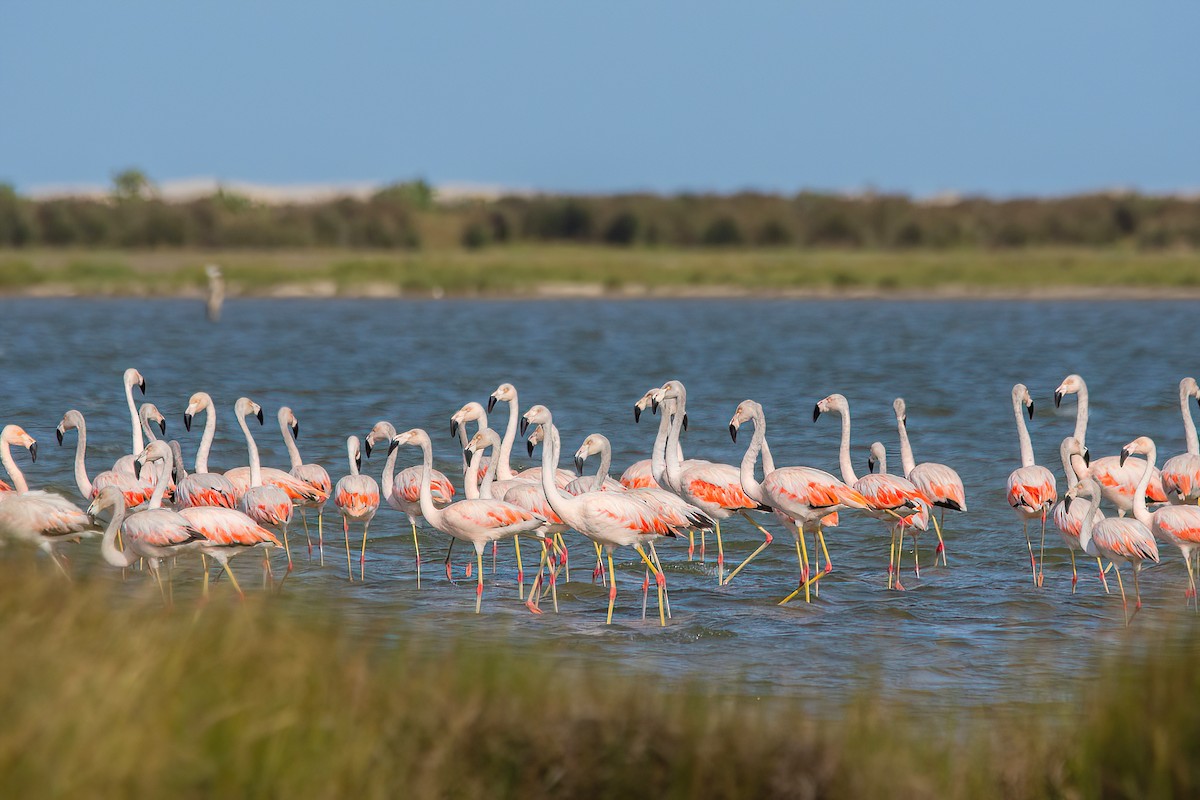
left=817, top=527, right=833, bottom=574
left=343, top=517, right=354, bottom=582
left=282, top=524, right=294, bottom=572
left=592, top=541, right=606, bottom=587
left=888, top=526, right=898, bottom=589
left=514, top=536, right=525, bottom=601
left=714, top=519, right=725, bottom=584
left=893, top=527, right=906, bottom=591
left=687, top=530, right=695, bottom=561
left=605, top=549, right=618, bottom=625
left=555, top=532, right=570, bottom=582
left=934, top=508, right=948, bottom=566
left=222, top=560, right=245, bottom=601
left=1023, top=520, right=1037, bottom=586
left=475, top=549, right=484, bottom=614
left=301, top=510, right=313, bottom=558
left=650, top=543, right=672, bottom=619
left=201, top=554, right=210, bottom=598
left=1097, top=557, right=1111, bottom=594
left=1113, top=565, right=1129, bottom=626
left=492, top=540, right=498, bottom=574
left=1070, top=549, right=1078, bottom=593
left=700, top=529, right=707, bottom=561
left=359, top=521, right=371, bottom=581
left=1037, top=510, right=1047, bottom=588
left=317, top=510, right=325, bottom=566
left=641, top=567, right=649, bottom=621
left=1131, top=563, right=1145, bottom=618
left=525, top=543, right=547, bottom=615
left=47, top=550, right=72, bottom=581
left=1186, top=551, right=1198, bottom=611
left=150, top=563, right=168, bottom=607
left=634, top=544, right=666, bottom=627
left=444, top=538, right=456, bottom=582
left=780, top=534, right=814, bottom=605
left=913, top=535, right=921, bottom=579
left=724, top=511, right=774, bottom=585
left=412, top=521, right=422, bottom=589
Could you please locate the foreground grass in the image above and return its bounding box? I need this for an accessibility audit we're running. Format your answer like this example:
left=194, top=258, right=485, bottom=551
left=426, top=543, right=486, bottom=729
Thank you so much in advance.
left=0, top=563, right=1197, bottom=799
left=1, top=246, right=1199, bottom=297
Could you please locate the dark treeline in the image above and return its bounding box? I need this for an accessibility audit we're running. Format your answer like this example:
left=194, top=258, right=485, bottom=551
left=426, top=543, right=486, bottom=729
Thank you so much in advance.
left=3, top=170, right=1199, bottom=250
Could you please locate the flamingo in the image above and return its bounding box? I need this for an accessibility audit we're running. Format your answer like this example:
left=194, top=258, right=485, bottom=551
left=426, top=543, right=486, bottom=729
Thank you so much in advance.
left=484, top=385, right=576, bottom=489
left=233, top=398, right=296, bottom=571
left=1054, top=374, right=1167, bottom=514
left=1123, top=436, right=1200, bottom=608
left=0, top=425, right=95, bottom=575
left=1006, top=383, right=1058, bottom=587
left=277, top=406, right=331, bottom=562
left=893, top=397, right=966, bottom=565
left=333, top=436, right=380, bottom=582
left=111, top=367, right=147, bottom=476
left=177, top=392, right=240, bottom=510
left=565, top=434, right=625, bottom=494
left=224, top=401, right=323, bottom=508
left=728, top=400, right=868, bottom=603
left=620, top=391, right=663, bottom=490
left=389, top=427, right=546, bottom=614
left=1051, top=436, right=1109, bottom=593
left=1160, top=378, right=1200, bottom=504
left=865, top=442, right=933, bottom=586
left=55, top=410, right=153, bottom=508
left=1065, top=476, right=1158, bottom=626
left=176, top=504, right=281, bottom=600
left=813, top=393, right=930, bottom=590
left=364, top=419, right=456, bottom=586
left=651, top=380, right=770, bottom=584
left=522, top=405, right=682, bottom=627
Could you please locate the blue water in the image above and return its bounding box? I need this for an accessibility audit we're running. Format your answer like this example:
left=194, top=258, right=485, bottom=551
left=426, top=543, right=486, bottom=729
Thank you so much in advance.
left=0, top=297, right=1194, bottom=707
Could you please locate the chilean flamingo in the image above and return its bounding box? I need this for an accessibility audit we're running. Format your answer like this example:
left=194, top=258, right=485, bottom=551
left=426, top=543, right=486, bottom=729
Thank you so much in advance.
left=652, top=380, right=769, bottom=583
left=1054, top=374, right=1167, bottom=514
left=484, top=385, right=576, bottom=488
left=390, top=428, right=546, bottom=614
left=178, top=392, right=240, bottom=509
left=333, top=436, right=379, bottom=582
left=893, top=397, right=965, bottom=565
left=1051, top=436, right=1109, bottom=593
left=1123, top=436, right=1200, bottom=609
left=813, top=393, right=930, bottom=590
left=56, top=410, right=153, bottom=508
left=1006, top=384, right=1057, bottom=587
left=111, top=367, right=147, bottom=476
left=0, top=425, right=94, bottom=575
left=620, top=391, right=663, bottom=490
left=233, top=398, right=295, bottom=571
left=278, top=407, right=331, bottom=561
left=365, top=420, right=455, bottom=586
left=1065, top=476, right=1158, bottom=626
left=522, top=405, right=682, bottom=626
left=1160, top=378, right=1200, bottom=504
left=177, top=505, right=281, bottom=600
left=728, top=400, right=868, bottom=603
left=865, top=442, right=933, bottom=585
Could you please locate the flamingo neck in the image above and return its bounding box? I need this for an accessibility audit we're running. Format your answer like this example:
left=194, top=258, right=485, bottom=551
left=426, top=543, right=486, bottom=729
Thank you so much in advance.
left=896, top=412, right=916, bottom=477
left=237, top=411, right=263, bottom=487
left=126, top=378, right=144, bottom=455
left=1182, top=386, right=1199, bottom=456
left=590, top=439, right=612, bottom=492
left=539, top=424, right=579, bottom=527
left=760, top=438, right=776, bottom=474
left=876, top=449, right=888, bottom=475
left=280, top=414, right=303, bottom=471
left=498, top=395, right=518, bottom=480
left=99, top=498, right=136, bottom=568
left=196, top=403, right=217, bottom=474
left=1061, top=443, right=1080, bottom=490
left=835, top=407, right=857, bottom=485
left=381, top=444, right=398, bottom=504
left=148, top=454, right=171, bottom=510
left=650, top=402, right=673, bottom=489
left=738, top=410, right=767, bottom=504
left=0, top=437, right=29, bottom=494
left=415, top=437, right=444, bottom=527
left=1014, top=393, right=1035, bottom=468
left=69, top=417, right=94, bottom=498
left=479, top=443, right=500, bottom=499
left=1131, top=443, right=1156, bottom=528
left=1078, top=484, right=1102, bottom=554
left=663, top=404, right=686, bottom=493
left=139, top=408, right=158, bottom=444
left=1072, top=383, right=1090, bottom=446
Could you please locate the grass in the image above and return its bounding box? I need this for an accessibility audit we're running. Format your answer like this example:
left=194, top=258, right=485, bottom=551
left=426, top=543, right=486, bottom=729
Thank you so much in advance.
left=1, top=246, right=1199, bottom=297
left=0, top=561, right=1198, bottom=799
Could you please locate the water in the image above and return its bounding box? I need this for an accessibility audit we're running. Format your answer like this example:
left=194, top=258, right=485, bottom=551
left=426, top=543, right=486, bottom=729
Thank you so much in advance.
left=0, top=297, right=1194, bottom=708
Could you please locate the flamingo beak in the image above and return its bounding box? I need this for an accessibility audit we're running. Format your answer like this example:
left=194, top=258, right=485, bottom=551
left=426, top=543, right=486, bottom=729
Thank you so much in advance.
left=1054, top=391, right=1063, bottom=408
left=1083, top=447, right=1090, bottom=466
left=255, top=408, right=264, bottom=425
left=729, top=423, right=738, bottom=442
left=1027, top=402, right=1035, bottom=420
left=573, top=455, right=584, bottom=474
left=487, top=396, right=497, bottom=414
left=463, top=448, right=473, bottom=462
left=519, top=418, right=529, bottom=437
left=450, top=419, right=460, bottom=439
left=650, top=397, right=660, bottom=414
left=1119, top=447, right=1131, bottom=467
left=355, top=455, right=361, bottom=472
left=867, top=457, right=877, bottom=474
left=1063, top=494, right=1073, bottom=512
left=388, top=437, right=400, bottom=455
left=291, top=422, right=299, bottom=440
left=56, top=427, right=64, bottom=446
left=133, top=459, right=142, bottom=479
left=364, top=437, right=373, bottom=458
left=184, top=413, right=193, bottom=432
left=813, top=404, right=821, bottom=422
left=28, top=442, right=37, bottom=462
left=526, top=439, right=535, bottom=457
left=682, top=413, right=688, bottom=431
left=158, top=419, right=167, bottom=436
left=139, top=379, right=147, bottom=395
left=633, top=405, right=642, bottom=424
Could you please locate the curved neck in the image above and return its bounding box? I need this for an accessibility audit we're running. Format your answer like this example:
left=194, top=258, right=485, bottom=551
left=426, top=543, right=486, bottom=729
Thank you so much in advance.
left=876, top=450, right=888, bottom=475
left=1182, top=387, right=1199, bottom=456
left=281, top=416, right=302, bottom=470
left=738, top=411, right=767, bottom=504
left=126, top=379, right=144, bottom=455
left=479, top=445, right=500, bottom=499
left=896, top=412, right=916, bottom=477
left=465, top=450, right=485, bottom=500
left=590, top=439, right=613, bottom=491
left=1072, top=384, right=1090, bottom=445
left=1013, top=394, right=1035, bottom=468
left=69, top=418, right=93, bottom=498
left=196, top=404, right=217, bottom=474
left=760, top=438, right=776, bottom=474
left=1061, top=444, right=1080, bottom=490
left=148, top=456, right=171, bottom=510
left=415, top=437, right=444, bottom=526
left=650, top=403, right=673, bottom=488
left=237, top=411, right=262, bottom=486
left=100, top=501, right=136, bottom=568
left=663, top=407, right=685, bottom=492
left=835, top=408, right=857, bottom=485
left=0, top=437, right=29, bottom=493
left=1131, top=444, right=1156, bottom=527
left=1078, top=486, right=1102, bottom=552
left=539, top=425, right=579, bottom=525
left=381, top=445, right=398, bottom=503
left=457, top=425, right=471, bottom=476
left=498, top=395, right=518, bottom=480
left=140, top=410, right=159, bottom=444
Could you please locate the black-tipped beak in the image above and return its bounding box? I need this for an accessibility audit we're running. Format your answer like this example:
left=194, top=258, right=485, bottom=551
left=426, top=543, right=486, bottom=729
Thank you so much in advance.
left=1083, top=447, right=1090, bottom=466
left=573, top=455, right=584, bottom=474
left=519, top=418, right=529, bottom=437
left=813, top=404, right=821, bottom=422
left=255, top=408, right=263, bottom=425
left=1119, top=447, right=1130, bottom=467
left=355, top=455, right=361, bottom=472
left=487, top=396, right=497, bottom=414
left=364, top=438, right=373, bottom=458
left=1027, top=402, right=1035, bottom=420
left=139, top=379, right=147, bottom=395
left=28, top=442, right=37, bottom=462
left=1054, top=391, right=1063, bottom=408
left=729, top=423, right=738, bottom=442
left=183, top=413, right=193, bottom=432
left=633, top=405, right=642, bottom=424
left=682, top=413, right=688, bottom=432
left=388, top=438, right=400, bottom=455
left=133, top=459, right=142, bottom=479
left=450, top=419, right=460, bottom=439
left=526, top=439, right=535, bottom=457
left=291, top=422, right=299, bottom=440
left=867, top=457, right=877, bottom=474
left=1063, top=494, right=1073, bottom=512
left=56, top=428, right=64, bottom=446
left=158, top=419, right=167, bottom=436
left=464, top=448, right=473, bottom=462
left=651, top=397, right=660, bottom=414
left=903, top=415, right=908, bottom=426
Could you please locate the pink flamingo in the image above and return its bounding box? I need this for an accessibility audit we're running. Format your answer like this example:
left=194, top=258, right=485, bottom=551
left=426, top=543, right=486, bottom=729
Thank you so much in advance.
left=485, top=384, right=576, bottom=488
left=390, top=428, right=546, bottom=614
left=365, top=420, right=455, bottom=586
left=177, top=504, right=280, bottom=600
left=893, top=397, right=965, bottom=565
left=864, top=442, right=933, bottom=587
left=1123, top=436, right=1200, bottom=609
left=56, top=410, right=153, bottom=508
left=1054, top=374, right=1167, bottom=514
left=1051, top=436, right=1109, bottom=593
left=1160, top=378, right=1200, bottom=504
left=1006, top=384, right=1058, bottom=587
left=620, top=391, right=663, bottom=490
left=0, top=425, right=94, bottom=575
left=110, top=367, right=148, bottom=476
left=278, top=406, right=331, bottom=561
left=728, top=400, right=868, bottom=603
left=1065, top=475, right=1158, bottom=626
left=233, top=398, right=296, bottom=571
left=333, top=436, right=380, bottom=582
left=177, top=392, right=240, bottom=509
left=814, top=393, right=930, bottom=589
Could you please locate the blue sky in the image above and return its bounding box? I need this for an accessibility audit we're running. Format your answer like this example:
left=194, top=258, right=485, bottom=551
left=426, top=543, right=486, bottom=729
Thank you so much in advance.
left=2, top=1, right=1197, bottom=196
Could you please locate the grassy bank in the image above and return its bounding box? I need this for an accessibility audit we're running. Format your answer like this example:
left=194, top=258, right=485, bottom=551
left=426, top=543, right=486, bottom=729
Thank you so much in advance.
left=0, top=563, right=1197, bottom=799
left=2, top=246, right=1199, bottom=298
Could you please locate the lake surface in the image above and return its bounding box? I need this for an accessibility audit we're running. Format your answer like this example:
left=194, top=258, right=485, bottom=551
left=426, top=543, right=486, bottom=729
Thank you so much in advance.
left=0, top=297, right=1193, bottom=708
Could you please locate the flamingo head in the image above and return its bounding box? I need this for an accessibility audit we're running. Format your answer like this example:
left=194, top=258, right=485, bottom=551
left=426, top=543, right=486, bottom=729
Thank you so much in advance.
left=893, top=397, right=907, bottom=424
left=728, top=400, right=761, bottom=442
left=2, top=425, right=37, bottom=462
left=450, top=401, right=486, bottom=440
left=388, top=428, right=429, bottom=455
left=235, top=397, right=263, bottom=425
left=1120, top=436, right=1155, bottom=467
left=140, top=403, right=167, bottom=436
left=345, top=435, right=363, bottom=473
left=1063, top=476, right=1101, bottom=511
left=124, top=368, right=146, bottom=396
left=867, top=441, right=887, bottom=474
left=633, top=389, right=657, bottom=423
left=363, top=420, right=396, bottom=458
left=56, top=410, right=85, bottom=444
left=521, top=404, right=552, bottom=438
left=1054, top=374, right=1085, bottom=408
left=279, top=406, right=299, bottom=441
left=573, top=433, right=608, bottom=473
left=465, top=427, right=502, bottom=462
left=87, top=485, right=124, bottom=523
left=651, top=380, right=686, bottom=414
left=488, top=383, right=516, bottom=414
left=1182, top=377, right=1200, bottom=409
left=1012, top=384, right=1035, bottom=419
left=183, top=392, right=213, bottom=432
left=134, top=440, right=173, bottom=480
left=813, top=393, right=847, bottom=423
left=526, top=424, right=546, bottom=457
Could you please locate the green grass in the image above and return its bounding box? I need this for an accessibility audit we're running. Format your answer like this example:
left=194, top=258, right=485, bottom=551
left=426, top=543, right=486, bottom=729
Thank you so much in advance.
left=1, top=246, right=1198, bottom=297
left=0, top=562, right=1198, bottom=799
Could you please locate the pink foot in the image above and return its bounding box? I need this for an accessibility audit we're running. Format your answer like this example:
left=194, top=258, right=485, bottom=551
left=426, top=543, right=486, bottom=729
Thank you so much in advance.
left=642, top=574, right=649, bottom=592
left=655, top=572, right=666, bottom=588
left=466, top=563, right=473, bottom=578
left=894, top=579, right=906, bottom=591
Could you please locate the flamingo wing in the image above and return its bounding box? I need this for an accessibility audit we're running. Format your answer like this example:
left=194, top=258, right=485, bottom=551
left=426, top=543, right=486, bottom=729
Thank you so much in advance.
left=1006, top=466, right=1057, bottom=512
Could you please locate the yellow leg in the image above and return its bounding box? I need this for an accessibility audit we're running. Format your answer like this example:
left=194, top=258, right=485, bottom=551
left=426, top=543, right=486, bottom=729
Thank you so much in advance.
left=650, top=543, right=671, bottom=619
left=515, top=536, right=525, bottom=600
left=201, top=554, right=210, bottom=598
left=554, top=532, right=570, bottom=583
left=412, top=521, right=422, bottom=589
left=343, top=517, right=353, bottom=582
left=222, top=560, right=245, bottom=600
left=1186, top=551, right=1198, bottom=611
left=779, top=538, right=824, bottom=605
left=317, top=510, right=325, bottom=566
left=359, top=521, right=371, bottom=581
left=475, top=550, right=485, bottom=614
left=634, top=544, right=666, bottom=627
left=1070, top=549, right=1078, bottom=594
left=593, top=541, right=606, bottom=586
left=687, top=529, right=695, bottom=561
left=932, top=510, right=947, bottom=566
left=282, top=524, right=293, bottom=571
left=605, top=549, right=617, bottom=625
left=301, top=511, right=312, bottom=556
left=715, top=519, right=725, bottom=584
left=1037, top=511, right=1047, bottom=588
left=1113, top=564, right=1129, bottom=626
left=1023, top=520, right=1037, bottom=586
left=1097, top=557, right=1111, bottom=593
left=723, top=511, right=774, bottom=585
left=151, top=564, right=168, bottom=607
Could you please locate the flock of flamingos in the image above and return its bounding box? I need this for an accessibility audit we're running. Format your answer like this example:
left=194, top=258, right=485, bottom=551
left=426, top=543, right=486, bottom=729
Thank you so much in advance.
left=1, top=369, right=1199, bottom=627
